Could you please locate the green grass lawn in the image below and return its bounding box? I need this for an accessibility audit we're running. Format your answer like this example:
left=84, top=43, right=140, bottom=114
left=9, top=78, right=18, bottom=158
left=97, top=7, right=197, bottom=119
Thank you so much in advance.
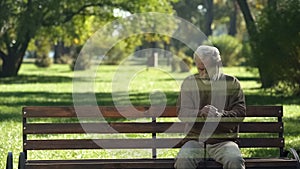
left=1, top=61, right=299, bottom=168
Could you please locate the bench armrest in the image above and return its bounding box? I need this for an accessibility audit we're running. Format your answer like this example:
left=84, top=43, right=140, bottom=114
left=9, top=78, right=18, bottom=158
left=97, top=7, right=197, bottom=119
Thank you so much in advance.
left=283, top=148, right=300, bottom=169
left=289, top=148, right=300, bottom=164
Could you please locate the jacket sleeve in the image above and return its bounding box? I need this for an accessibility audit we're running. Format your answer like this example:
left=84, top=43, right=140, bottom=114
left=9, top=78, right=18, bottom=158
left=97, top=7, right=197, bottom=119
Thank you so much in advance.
left=222, top=77, right=246, bottom=118
left=176, top=78, right=200, bottom=122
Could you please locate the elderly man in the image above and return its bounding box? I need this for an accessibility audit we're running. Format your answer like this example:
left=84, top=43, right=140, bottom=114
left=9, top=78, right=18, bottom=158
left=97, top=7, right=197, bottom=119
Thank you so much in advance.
left=174, top=45, right=246, bottom=169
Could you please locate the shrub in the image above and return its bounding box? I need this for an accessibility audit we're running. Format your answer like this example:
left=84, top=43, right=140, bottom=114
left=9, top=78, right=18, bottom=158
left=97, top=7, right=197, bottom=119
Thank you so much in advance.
left=254, top=0, right=300, bottom=95
left=171, top=50, right=193, bottom=72
left=35, top=55, right=52, bottom=68
left=171, top=57, right=180, bottom=72
left=208, top=35, right=243, bottom=66
left=70, top=54, right=92, bottom=71
left=180, top=56, right=193, bottom=72
left=56, top=55, right=73, bottom=64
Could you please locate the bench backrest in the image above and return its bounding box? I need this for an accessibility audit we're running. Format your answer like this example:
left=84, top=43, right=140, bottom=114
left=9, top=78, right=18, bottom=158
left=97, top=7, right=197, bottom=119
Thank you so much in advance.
left=22, top=105, right=284, bottom=160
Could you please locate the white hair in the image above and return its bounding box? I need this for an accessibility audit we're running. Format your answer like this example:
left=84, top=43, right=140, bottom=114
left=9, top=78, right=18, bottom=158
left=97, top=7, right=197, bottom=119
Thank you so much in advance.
left=194, top=45, right=222, bottom=81
left=194, top=45, right=221, bottom=62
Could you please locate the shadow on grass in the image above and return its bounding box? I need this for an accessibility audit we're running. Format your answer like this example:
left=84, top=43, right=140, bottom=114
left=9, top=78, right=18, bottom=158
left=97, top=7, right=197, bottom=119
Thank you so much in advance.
left=1, top=88, right=298, bottom=119
left=0, top=74, right=72, bottom=84
left=98, top=91, right=178, bottom=106
left=235, top=76, right=260, bottom=81
left=245, top=94, right=300, bottom=105
left=283, top=117, right=300, bottom=136
left=0, top=92, right=73, bottom=107
left=0, top=112, right=21, bottom=122
left=0, top=91, right=179, bottom=122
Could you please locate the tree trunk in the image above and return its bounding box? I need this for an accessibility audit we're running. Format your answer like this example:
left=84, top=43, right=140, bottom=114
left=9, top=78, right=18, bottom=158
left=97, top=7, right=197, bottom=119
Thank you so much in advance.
left=0, top=52, right=24, bottom=77
left=0, top=30, right=30, bottom=77
left=0, top=0, right=37, bottom=77
left=236, top=0, right=257, bottom=37
left=204, top=0, right=213, bottom=36
left=229, top=0, right=238, bottom=36
left=237, top=0, right=274, bottom=88
left=54, top=41, right=66, bottom=63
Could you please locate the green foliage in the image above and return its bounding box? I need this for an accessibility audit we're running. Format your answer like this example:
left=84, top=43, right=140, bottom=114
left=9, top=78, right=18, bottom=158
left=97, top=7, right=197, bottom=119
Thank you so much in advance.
left=104, top=37, right=142, bottom=65
left=254, top=0, right=300, bottom=95
left=171, top=57, right=180, bottom=72
left=180, top=56, right=193, bottom=72
left=33, top=38, right=52, bottom=68
left=0, top=0, right=177, bottom=77
left=240, top=42, right=253, bottom=66
left=171, top=49, right=193, bottom=72
left=208, top=35, right=243, bottom=66
left=56, top=55, right=73, bottom=64
left=70, top=54, right=92, bottom=71
left=35, top=55, right=52, bottom=68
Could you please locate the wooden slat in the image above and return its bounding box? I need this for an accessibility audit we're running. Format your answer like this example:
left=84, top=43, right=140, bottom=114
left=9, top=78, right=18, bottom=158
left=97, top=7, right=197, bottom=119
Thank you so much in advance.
left=25, top=159, right=176, bottom=169
left=239, top=122, right=283, bottom=133
left=245, top=158, right=299, bottom=168
left=23, top=106, right=283, bottom=118
left=199, top=158, right=298, bottom=169
left=24, top=139, right=185, bottom=150
left=23, top=106, right=78, bottom=117
left=24, top=122, right=185, bottom=134
left=23, top=106, right=174, bottom=118
left=24, top=138, right=284, bottom=150
left=23, top=106, right=149, bottom=118
left=238, top=138, right=284, bottom=148
left=24, top=122, right=239, bottom=134
left=24, top=158, right=298, bottom=169
left=245, top=106, right=283, bottom=117
left=24, top=122, right=282, bottom=134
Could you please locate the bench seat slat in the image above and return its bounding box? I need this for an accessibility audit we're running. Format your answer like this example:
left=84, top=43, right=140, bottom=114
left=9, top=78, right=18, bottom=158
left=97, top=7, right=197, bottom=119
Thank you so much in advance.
left=24, top=138, right=284, bottom=150
left=24, top=122, right=283, bottom=134
left=24, top=158, right=298, bottom=169
left=25, top=159, right=176, bottom=169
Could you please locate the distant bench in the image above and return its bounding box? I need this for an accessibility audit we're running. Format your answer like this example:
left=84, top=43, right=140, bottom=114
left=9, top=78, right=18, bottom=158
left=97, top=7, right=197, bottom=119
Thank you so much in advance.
left=6, top=105, right=300, bottom=169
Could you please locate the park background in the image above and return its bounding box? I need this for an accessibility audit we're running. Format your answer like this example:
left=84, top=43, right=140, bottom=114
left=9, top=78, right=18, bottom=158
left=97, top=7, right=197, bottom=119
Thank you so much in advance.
left=1, top=0, right=300, bottom=168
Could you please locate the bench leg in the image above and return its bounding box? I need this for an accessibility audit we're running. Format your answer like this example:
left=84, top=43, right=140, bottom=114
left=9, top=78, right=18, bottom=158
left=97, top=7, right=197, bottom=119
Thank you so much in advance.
left=18, top=152, right=26, bottom=169
left=289, top=148, right=300, bottom=169
left=6, top=152, right=13, bottom=169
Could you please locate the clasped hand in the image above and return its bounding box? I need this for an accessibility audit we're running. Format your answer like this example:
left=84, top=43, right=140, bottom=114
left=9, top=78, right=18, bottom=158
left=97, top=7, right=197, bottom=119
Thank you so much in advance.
left=199, top=105, right=222, bottom=117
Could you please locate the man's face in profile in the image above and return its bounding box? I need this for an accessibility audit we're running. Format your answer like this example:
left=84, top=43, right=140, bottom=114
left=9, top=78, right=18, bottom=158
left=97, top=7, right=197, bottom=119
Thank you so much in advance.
left=194, top=55, right=216, bottom=79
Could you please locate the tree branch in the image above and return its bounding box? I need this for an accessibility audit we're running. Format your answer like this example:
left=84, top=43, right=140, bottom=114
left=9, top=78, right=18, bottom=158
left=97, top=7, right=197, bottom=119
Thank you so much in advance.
left=62, top=2, right=113, bottom=23
left=41, top=1, right=131, bottom=27
left=236, top=0, right=257, bottom=37
left=41, top=2, right=107, bottom=26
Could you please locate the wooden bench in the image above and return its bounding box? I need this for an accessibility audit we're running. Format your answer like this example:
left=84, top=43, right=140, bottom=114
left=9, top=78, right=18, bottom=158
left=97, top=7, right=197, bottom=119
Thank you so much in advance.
left=7, top=105, right=300, bottom=169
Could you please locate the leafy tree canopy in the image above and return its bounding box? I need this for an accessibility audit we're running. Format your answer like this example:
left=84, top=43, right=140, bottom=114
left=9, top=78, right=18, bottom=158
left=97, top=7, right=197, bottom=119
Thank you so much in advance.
left=0, top=0, right=176, bottom=77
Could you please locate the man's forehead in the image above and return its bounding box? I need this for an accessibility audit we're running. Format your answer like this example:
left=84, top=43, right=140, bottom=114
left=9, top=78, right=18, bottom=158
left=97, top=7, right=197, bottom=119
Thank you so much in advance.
left=194, top=54, right=212, bottom=64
